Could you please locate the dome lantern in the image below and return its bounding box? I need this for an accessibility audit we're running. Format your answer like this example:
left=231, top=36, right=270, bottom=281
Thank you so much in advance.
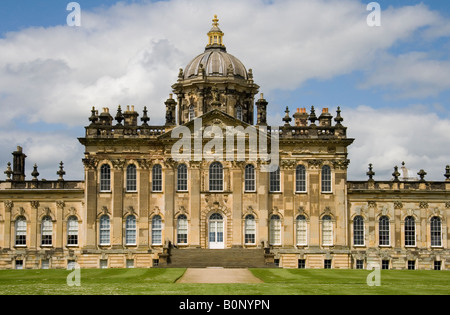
left=207, top=15, right=225, bottom=49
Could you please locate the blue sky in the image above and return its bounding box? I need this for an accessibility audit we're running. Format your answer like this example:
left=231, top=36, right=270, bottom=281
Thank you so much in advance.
left=0, top=0, right=449, bottom=181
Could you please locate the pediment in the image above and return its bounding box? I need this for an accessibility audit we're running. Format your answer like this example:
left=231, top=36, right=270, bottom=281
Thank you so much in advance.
left=159, top=109, right=266, bottom=141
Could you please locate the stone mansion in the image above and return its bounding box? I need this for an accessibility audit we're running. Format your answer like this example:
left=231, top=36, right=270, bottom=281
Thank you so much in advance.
left=0, top=16, right=449, bottom=270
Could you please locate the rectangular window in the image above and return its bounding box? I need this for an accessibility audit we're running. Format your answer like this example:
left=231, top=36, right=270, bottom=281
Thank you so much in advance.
left=382, top=260, right=390, bottom=270
left=244, top=165, right=256, bottom=192
left=100, top=259, right=108, bottom=269
left=67, top=260, right=76, bottom=270
left=177, top=165, right=188, bottom=192
left=153, top=259, right=159, bottom=267
left=15, top=260, right=24, bottom=270
left=356, top=260, right=364, bottom=270
left=434, top=261, right=441, bottom=271
left=295, top=166, right=306, bottom=193
left=274, top=259, right=280, bottom=267
left=126, top=165, right=137, bottom=192
left=126, top=259, right=135, bottom=269
left=269, top=168, right=281, bottom=192
left=152, top=165, right=163, bottom=192
left=324, top=259, right=332, bottom=269
left=298, top=259, right=306, bottom=269
left=408, top=260, right=415, bottom=270
left=41, top=259, right=49, bottom=269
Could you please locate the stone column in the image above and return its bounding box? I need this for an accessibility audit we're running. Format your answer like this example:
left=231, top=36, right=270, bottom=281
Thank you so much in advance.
left=257, top=164, right=269, bottom=246
left=232, top=162, right=243, bottom=247
left=3, top=201, right=13, bottom=249
left=138, top=165, right=150, bottom=249
left=56, top=201, right=65, bottom=248
left=83, top=159, right=98, bottom=249
left=112, top=163, right=124, bottom=249
left=164, top=163, right=175, bottom=244
left=189, top=163, right=201, bottom=247
left=30, top=201, right=39, bottom=249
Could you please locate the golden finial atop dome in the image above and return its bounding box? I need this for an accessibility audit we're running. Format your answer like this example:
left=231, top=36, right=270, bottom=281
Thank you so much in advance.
left=207, top=14, right=225, bottom=48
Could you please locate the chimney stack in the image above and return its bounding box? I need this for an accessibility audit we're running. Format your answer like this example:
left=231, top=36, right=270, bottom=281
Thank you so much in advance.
left=12, top=146, right=26, bottom=181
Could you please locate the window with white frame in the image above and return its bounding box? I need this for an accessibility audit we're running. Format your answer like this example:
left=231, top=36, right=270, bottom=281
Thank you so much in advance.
left=209, top=162, right=223, bottom=192
left=125, top=215, right=137, bottom=246
left=99, top=215, right=110, bottom=245
left=296, top=215, right=307, bottom=246
left=126, top=164, right=137, bottom=192
left=321, top=165, right=332, bottom=193
left=244, top=214, right=256, bottom=244
left=177, top=164, right=188, bottom=191
left=67, top=216, right=79, bottom=246
left=404, top=216, right=416, bottom=247
left=353, top=216, right=365, bottom=246
left=379, top=216, right=390, bottom=246
left=244, top=164, right=255, bottom=192
left=269, top=167, right=281, bottom=192
left=295, top=165, right=306, bottom=193
left=322, top=215, right=333, bottom=246
left=430, top=216, right=442, bottom=247
left=100, top=164, right=111, bottom=192
left=41, top=216, right=53, bottom=246
left=15, top=216, right=27, bottom=246
left=177, top=215, right=188, bottom=244
left=152, top=215, right=162, bottom=245
left=270, top=215, right=281, bottom=245
left=152, top=164, right=162, bottom=192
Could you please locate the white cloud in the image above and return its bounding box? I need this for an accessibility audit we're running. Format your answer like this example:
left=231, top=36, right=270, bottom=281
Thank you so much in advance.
left=0, top=0, right=449, bottom=180
left=346, top=105, right=450, bottom=181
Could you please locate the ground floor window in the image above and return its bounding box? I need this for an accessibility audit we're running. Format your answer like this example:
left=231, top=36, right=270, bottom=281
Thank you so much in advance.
left=41, top=259, right=49, bottom=269
left=100, top=259, right=108, bottom=269
left=356, top=260, right=364, bottom=269
left=126, top=259, right=135, bottom=269
left=382, top=260, right=390, bottom=270
left=434, top=261, right=441, bottom=271
left=298, top=259, right=305, bottom=269
left=408, top=260, right=415, bottom=270
left=15, top=260, right=23, bottom=270
left=324, top=259, right=332, bottom=269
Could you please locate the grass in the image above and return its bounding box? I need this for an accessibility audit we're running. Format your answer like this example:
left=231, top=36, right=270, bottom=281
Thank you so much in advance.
left=0, top=268, right=448, bottom=295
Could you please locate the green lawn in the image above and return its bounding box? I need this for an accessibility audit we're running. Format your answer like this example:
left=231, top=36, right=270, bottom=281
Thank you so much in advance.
left=0, top=268, right=448, bottom=295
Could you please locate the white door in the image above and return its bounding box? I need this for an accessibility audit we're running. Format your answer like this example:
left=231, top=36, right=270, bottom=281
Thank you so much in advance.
left=209, top=213, right=224, bottom=249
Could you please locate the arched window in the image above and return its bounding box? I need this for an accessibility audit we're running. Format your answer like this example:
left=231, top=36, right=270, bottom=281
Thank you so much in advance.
left=405, top=216, right=416, bottom=247
left=99, top=215, right=110, bottom=246
left=269, top=167, right=281, bottom=192
left=125, top=215, right=137, bottom=246
left=41, top=216, right=53, bottom=246
left=353, top=216, right=364, bottom=246
left=244, top=215, right=256, bottom=244
left=430, top=216, right=442, bottom=247
left=67, top=216, right=79, bottom=246
left=322, top=215, right=333, bottom=246
left=236, top=105, right=243, bottom=121
left=321, top=165, right=332, bottom=193
left=152, top=164, right=162, bottom=192
left=244, top=164, right=255, bottom=192
left=15, top=216, right=27, bottom=246
left=152, top=215, right=162, bottom=245
left=126, top=164, right=137, bottom=192
left=177, top=215, right=188, bottom=244
left=270, top=215, right=281, bottom=245
left=296, top=165, right=306, bottom=193
left=189, top=105, right=195, bottom=121
left=209, top=162, right=223, bottom=192
left=177, top=164, right=188, bottom=191
left=379, top=216, right=390, bottom=246
left=100, top=164, right=111, bottom=192
left=296, top=215, right=307, bottom=246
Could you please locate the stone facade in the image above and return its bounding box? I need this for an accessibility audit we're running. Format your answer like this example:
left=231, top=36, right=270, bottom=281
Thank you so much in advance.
left=0, top=16, right=448, bottom=270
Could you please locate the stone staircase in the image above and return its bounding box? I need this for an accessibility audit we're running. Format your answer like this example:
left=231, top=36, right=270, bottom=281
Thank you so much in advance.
left=164, top=248, right=274, bottom=268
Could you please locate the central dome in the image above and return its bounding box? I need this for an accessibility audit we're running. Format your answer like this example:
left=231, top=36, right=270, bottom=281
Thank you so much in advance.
left=183, top=15, right=248, bottom=80
left=184, top=47, right=248, bottom=80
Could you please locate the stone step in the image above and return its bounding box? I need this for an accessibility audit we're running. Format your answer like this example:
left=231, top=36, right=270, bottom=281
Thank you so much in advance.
left=164, top=248, right=274, bottom=268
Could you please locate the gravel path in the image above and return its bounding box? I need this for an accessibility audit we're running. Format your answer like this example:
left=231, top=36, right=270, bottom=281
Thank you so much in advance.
left=176, top=268, right=263, bottom=284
